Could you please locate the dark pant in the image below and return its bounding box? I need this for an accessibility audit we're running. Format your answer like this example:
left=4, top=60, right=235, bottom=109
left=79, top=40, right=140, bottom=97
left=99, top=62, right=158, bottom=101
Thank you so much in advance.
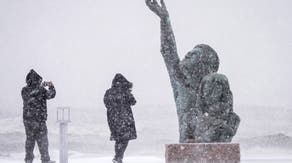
left=24, top=121, right=50, bottom=162
left=114, top=140, right=129, bottom=160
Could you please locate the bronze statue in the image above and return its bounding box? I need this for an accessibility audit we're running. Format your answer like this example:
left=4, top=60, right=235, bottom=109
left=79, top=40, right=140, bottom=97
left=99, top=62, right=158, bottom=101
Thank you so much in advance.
left=146, top=0, right=240, bottom=143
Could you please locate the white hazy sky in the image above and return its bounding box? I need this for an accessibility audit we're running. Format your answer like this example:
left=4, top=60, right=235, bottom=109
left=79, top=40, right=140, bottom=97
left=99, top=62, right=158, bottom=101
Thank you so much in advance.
left=0, top=0, right=292, bottom=112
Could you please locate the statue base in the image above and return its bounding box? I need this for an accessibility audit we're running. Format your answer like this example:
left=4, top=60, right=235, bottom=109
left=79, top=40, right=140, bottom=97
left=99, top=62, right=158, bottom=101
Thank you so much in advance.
left=165, top=143, right=240, bottom=163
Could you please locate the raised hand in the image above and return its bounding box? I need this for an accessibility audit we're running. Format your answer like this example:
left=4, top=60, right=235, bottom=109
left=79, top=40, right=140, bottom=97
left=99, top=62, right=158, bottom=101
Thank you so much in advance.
left=47, top=81, right=54, bottom=87
left=42, top=81, right=54, bottom=87
left=146, top=0, right=169, bottom=18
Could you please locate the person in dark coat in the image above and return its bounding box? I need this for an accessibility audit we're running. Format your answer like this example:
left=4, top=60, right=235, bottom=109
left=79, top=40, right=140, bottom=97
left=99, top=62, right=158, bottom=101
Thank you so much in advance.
left=104, top=73, right=137, bottom=163
left=21, top=69, right=56, bottom=163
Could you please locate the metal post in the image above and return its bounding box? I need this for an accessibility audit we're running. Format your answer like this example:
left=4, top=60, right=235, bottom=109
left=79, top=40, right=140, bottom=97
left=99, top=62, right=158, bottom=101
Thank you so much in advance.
left=57, top=107, right=71, bottom=163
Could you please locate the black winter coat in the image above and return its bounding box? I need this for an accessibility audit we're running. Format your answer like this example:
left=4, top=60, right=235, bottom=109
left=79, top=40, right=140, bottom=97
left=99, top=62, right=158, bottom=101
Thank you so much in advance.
left=22, top=70, right=56, bottom=122
left=104, top=74, right=137, bottom=141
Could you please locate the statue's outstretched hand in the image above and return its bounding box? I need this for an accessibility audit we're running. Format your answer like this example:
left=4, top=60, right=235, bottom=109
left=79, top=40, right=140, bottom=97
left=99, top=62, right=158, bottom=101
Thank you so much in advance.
left=146, top=0, right=169, bottom=18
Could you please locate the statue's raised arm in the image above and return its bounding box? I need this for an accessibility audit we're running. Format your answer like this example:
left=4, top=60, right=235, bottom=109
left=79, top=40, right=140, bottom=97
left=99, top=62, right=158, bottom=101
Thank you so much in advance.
left=146, top=0, right=180, bottom=80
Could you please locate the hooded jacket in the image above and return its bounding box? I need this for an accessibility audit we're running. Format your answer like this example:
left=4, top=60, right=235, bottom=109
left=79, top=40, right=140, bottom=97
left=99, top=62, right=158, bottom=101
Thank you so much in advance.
left=22, top=70, right=56, bottom=122
left=104, top=74, right=137, bottom=141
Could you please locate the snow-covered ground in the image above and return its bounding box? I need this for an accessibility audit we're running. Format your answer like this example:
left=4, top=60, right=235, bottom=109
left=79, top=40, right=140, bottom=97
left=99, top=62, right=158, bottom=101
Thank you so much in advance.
left=1, top=106, right=292, bottom=162
left=0, top=156, right=164, bottom=163
left=1, top=156, right=292, bottom=163
left=1, top=148, right=292, bottom=163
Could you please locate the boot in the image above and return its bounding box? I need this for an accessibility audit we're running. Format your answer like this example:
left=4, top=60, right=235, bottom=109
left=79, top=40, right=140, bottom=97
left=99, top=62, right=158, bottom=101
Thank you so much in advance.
left=42, top=160, right=56, bottom=163
left=112, top=158, right=123, bottom=163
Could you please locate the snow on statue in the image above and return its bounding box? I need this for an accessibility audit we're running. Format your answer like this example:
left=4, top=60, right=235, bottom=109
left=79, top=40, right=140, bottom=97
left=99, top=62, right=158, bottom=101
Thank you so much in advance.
left=146, top=0, right=240, bottom=143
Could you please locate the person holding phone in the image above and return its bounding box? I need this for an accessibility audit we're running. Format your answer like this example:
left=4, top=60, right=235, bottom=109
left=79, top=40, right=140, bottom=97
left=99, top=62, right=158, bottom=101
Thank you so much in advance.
left=21, top=69, right=56, bottom=163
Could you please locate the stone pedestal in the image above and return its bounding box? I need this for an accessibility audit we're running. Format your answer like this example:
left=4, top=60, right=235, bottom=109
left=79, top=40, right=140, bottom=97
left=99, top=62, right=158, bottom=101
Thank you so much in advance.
left=165, top=143, right=240, bottom=163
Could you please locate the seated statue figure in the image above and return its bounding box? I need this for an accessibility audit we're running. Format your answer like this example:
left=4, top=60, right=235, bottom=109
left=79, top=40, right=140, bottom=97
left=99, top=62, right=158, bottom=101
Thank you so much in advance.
left=146, top=0, right=240, bottom=143
left=190, top=73, right=240, bottom=142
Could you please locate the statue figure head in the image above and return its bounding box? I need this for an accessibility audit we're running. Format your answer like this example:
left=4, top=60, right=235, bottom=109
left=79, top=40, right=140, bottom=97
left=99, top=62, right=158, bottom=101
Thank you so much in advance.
left=179, top=44, right=219, bottom=81
left=198, top=73, right=233, bottom=115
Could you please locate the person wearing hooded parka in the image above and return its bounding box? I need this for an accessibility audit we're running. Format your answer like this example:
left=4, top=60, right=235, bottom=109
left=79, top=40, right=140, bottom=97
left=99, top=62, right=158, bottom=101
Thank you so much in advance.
left=21, top=69, right=56, bottom=163
left=104, top=73, right=137, bottom=163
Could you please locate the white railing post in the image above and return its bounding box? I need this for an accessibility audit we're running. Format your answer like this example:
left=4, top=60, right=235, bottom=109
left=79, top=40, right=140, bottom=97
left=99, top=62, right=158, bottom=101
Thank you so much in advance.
left=57, top=107, right=71, bottom=163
